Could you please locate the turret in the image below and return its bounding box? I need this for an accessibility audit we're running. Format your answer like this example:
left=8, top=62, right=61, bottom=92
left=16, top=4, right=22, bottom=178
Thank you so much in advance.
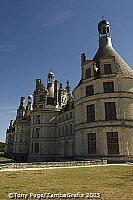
left=25, top=95, right=32, bottom=116
left=66, top=80, right=70, bottom=94
left=33, top=79, right=48, bottom=109
left=17, top=97, right=25, bottom=119
left=47, top=71, right=55, bottom=84
left=58, top=82, right=63, bottom=106
left=10, top=120, right=14, bottom=127
left=7, top=120, right=14, bottom=133
left=60, top=83, right=62, bottom=89
left=98, top=20, right=112, bottom=48
left=93, top=19, right=133, bottom=77
left=36, top=79, right=44, bottom=90
left=54, top=80, right=59, bottom=105
left=43, top=88, right=49, bottom=106
left=47, top=71, right=55, bottom=98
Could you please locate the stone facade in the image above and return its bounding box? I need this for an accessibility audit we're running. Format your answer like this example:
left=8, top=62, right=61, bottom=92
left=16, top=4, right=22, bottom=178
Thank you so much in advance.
left=5, top=20, right=133, bottom=162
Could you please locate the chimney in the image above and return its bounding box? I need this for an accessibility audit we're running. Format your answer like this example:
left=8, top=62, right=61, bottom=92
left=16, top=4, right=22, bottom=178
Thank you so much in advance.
left=81, top=53, right=86, bottom=65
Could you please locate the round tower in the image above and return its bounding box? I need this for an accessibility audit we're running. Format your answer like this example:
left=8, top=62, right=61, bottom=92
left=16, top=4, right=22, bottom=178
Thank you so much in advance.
left=73, top=19, right=133, bottom=162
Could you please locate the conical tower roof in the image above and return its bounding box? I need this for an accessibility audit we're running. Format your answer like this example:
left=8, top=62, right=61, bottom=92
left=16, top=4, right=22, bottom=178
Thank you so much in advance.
left=93, top=20, right=133, bottom=77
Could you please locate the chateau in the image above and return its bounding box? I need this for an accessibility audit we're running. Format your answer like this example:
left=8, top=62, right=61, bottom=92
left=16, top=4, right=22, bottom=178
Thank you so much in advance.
left=5, top=20, right=133, bottom=162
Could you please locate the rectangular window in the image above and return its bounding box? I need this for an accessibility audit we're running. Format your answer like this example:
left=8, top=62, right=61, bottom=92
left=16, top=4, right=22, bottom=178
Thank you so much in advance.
left=33, top=116, right=35, bottom=124
left=35, top=142, right=39, bottom=153
left=88, top=133, right=96, bottom=154
left=103, top=82, right=114, bottom=93
left=85, top=68, right=91, bottom=79
left=69, top=124, right=73, bottom=135
left=66, top=113, right=68, bottom=120
left=36, top=128, right=40, bottom=138
left=32, top=128, right=34, bottom=138
left=87, top=104, right=95, bottom=122
left=65, top=125, right=68, bottom=135
left=104, top=64, right=112, bottom=74
left=62, top=126, right=64, bottom=136
left=70, top=112, right=72, bottom=118
left=105, top=102, right=116, bottom=120
left=59, top=127, right=61, bottom=136
left=86, top=85, right=94, bottom=96
left=31, top=143, right=33, bottom=153
left=36, top=115, right=40, bottom=124
left=107, top=132, right=119, bottom=154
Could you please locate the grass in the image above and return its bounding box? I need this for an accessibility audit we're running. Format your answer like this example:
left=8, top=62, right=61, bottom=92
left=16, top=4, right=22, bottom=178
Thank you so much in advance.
left=0, top=157, right=13, bottom=163
left=0, top=165, right=133, bottom=200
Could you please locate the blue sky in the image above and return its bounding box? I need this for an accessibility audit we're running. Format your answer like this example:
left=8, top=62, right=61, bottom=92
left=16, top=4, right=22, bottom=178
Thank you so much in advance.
left=1, top=0, right=133, bottom=142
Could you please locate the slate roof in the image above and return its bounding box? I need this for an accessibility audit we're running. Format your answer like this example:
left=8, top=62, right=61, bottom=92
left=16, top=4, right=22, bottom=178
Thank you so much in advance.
left=93, top=40, right=133, bottom=78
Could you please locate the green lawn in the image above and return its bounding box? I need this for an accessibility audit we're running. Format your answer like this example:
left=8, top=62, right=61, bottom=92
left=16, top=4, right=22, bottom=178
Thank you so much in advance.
left=0, top=165, right=133, bottom=200
left=0, top=157, right=13, bottom=163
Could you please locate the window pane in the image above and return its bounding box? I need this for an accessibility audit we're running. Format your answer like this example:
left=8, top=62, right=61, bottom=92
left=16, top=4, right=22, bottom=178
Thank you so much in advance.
left=103, top=82, right=114, bottom=93
left=35, top=142, right=39, bottom=153
left=105, top=102, right=116, bottom=120
left=59, top=127, right=61, bottom=136
left=85, top=68, right=91, bottom=79
left=69, top=124, right=73, bottom=134
left=104, top=64, right=112, bottom=74
left=107, top=132, right=119, bottom=154
left=65, top=125, right=68, bottom=135
left=86, top=85, right=94, bottom=96
left=35, top=115, right=40, bottom=124
left=36, top=128, right=40, bottom=138
left=62, top=126, right=64, bottom=136
left=87, top=104, right=95, bottom=122
left=31, top=143, right=33, bottom=153
left=88, top=133, right=96, bottom=154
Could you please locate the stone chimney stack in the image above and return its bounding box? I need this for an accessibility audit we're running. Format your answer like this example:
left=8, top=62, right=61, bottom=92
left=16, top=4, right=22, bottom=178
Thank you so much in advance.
left=81, top=53, right=86, bottom=65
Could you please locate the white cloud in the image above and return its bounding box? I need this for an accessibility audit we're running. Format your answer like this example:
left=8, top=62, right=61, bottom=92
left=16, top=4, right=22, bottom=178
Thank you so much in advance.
left=35, top=9, right=73, bottom=28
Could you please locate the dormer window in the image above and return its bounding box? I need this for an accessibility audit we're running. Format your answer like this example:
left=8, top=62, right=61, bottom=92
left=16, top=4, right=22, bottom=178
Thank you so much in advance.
left=104, top=64, right=112, bottom=74
left=85, top=68, right=91, bottom=79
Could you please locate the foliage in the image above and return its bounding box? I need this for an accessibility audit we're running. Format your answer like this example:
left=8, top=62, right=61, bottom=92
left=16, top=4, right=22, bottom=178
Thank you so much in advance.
left=0, top=142, right=5, bottom=152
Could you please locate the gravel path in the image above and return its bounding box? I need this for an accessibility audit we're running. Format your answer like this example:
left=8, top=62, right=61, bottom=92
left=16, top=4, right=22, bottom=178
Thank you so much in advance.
left=0, top=163, right=132, bottom=172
